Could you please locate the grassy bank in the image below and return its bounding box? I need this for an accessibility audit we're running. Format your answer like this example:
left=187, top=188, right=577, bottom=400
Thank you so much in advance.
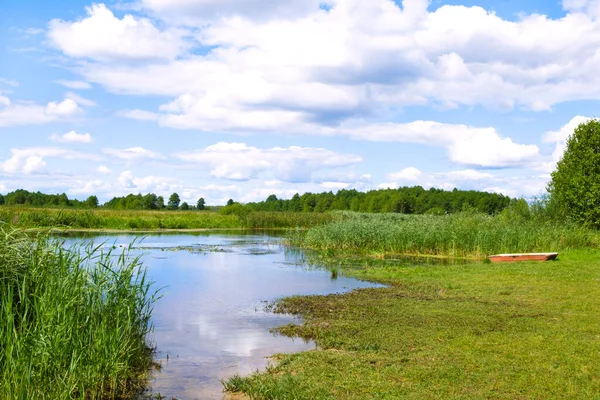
left=0, top=207, right=335, bottom=230
left=225, top=249, right=600, bottom=399
left=289, top=212, right=600, bottom=259
left=0, top=228, right=157, bottom=398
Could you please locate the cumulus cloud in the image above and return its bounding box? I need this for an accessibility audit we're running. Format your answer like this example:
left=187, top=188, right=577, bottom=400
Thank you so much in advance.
left=0, top=147, right=94, bottom=175
left=47, top=4, right=188, bottom=62
left=50, top=130, right=93, bottom=143
left=175, top=142, right=362, bottom=182
left=380, top=167, right=545, bottom=197
left=53, top=0, right=600, bottom=123
left=340, top=121, right=540, bottom=167
left=0, top=97, right=81, bottom=128
left=103, top=147, right=165, bottom=161
left=117, top=170, right=176, bottom=192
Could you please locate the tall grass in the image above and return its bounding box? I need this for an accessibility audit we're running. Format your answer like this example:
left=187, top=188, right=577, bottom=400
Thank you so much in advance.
left=0, top=228, right=157, bottom=398
left=0, top=207, right=338, bottom=230
left=0, top=208, right=241, bottom=230
left=289, top=211, right=600, bottom=258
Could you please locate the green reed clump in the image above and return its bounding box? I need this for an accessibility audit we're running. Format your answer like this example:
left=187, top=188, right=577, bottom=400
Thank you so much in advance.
left=244, top=211, right=338, bottom=229
left=289, top=212, right=600, bottom=258
left=0, top=228, right=158, bottom=399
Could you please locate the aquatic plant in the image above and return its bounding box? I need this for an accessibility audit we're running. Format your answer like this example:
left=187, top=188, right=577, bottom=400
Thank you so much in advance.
left=289, top=211, right=600, bottom=258
left=0, top=228, right=158, bottom=398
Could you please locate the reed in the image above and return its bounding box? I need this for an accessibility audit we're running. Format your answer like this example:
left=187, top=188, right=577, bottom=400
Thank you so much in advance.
left=0, top=207, right=338, bottom=230
left=0, top=228, right=157, bottom=398
left=289, top=211, right=600, bottom=258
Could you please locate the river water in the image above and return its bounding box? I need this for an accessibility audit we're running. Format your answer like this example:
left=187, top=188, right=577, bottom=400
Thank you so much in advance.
left=63, top=232, right=382, bottom=399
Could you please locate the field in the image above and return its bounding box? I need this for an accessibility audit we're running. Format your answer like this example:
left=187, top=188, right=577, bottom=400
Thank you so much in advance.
left=225, top=250, right=600, bottom=399
left=224, top=212, right=600, bottom=399
left=0, top=228, right=157, bottom=399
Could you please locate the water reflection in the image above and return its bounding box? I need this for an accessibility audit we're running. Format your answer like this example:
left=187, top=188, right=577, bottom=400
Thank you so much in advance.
left=62, top=232, right=382, bottom=400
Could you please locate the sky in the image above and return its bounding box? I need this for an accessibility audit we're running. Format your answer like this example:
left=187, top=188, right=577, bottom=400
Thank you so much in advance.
left=0, top=0, right=598, bottom=205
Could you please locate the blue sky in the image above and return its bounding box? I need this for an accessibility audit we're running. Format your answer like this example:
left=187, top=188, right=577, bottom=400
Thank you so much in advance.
left=0, top=0, right=598, bottom=204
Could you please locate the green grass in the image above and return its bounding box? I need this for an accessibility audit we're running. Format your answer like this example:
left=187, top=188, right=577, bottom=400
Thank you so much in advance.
left=289, top=211, right=600, bottom=259
left=0, top=207, right=336, bottom=231
left=0, top=228, right=158, bottom=399
left=225, top=250, right=600, bottom=399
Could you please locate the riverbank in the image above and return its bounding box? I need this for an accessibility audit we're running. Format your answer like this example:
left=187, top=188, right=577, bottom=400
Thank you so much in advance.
left=225, top=249, right=600, bottom=399
left=0, top=228, right=157, bottom=398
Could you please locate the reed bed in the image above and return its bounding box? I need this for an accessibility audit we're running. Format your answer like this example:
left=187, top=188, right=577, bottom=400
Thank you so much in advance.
left=0, top=228, right=157, bottom=398
left=0, top=208, right=241, bottom=230
left=289, top=212, right=600, bottom=258
left=244, top=211, right=337, bottom=229
left=0, top=208, right=338, bottom=230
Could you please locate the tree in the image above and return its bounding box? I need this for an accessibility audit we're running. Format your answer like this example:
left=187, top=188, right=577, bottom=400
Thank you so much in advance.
left=180, top=202, right=189, bottom=210
left=548, top=119, right=600, bottom=227
left=142, top=193, right=158, bottom=209
left=197, top=197, right=205, bottom=210
left=157, top=196, right=165, bottom=209
left=85, top=195, right=99, bottom=208
left=168, top=193, right=181, bottom=210
left=0, top=194, right=4, bottom=205
left=227, top=199, right=234, bottom=206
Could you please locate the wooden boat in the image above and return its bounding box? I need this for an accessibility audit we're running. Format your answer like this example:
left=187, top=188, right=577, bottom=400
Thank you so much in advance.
left=488, top=253, right=558, bottom=263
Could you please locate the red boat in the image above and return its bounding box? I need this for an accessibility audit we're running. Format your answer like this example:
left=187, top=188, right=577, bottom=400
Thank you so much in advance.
left=488, top=253, right=558, bottom=263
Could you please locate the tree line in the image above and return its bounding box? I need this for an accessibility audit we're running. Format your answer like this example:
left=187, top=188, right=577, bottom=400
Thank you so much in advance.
left=0, top=190, right=206, bottom=211
left=244, top=187, right=511, bottom=215
left=0, top=187, right=511, bottom=215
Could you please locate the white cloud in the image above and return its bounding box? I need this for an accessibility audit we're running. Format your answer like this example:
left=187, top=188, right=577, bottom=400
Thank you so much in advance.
left=342, top=121, right=539, bottom=167
left=381, top=167, right=545, bottom=197
left=55, top=0, right=600, bottom=123
left=138, top=0, right=322, bottom=24
left=0, top=147, right=94, bottom=175
left=0, top=97, right=81, bottom=128
left=103, top=147, right=165, bottom=161
left=387, top=167, right=422, bottom=182
left=0, top=78, right=19, bottom=87
left=96, top=165, right=112, bottom=174
left=118, top=109, right=158, bottom=121
left=70, top=179, right=111, bottom=195
left=175, top=142, right=362, bottom=182
left=50, top=130, right=93, bottom=143
left=541, top=115, right=594, bottom=171
left=47, top=4, right=188, bottom=62
left=65, top=92, right=97, bottom=107
left=117, top=170, right=175, bottom=192
left=54, top=79, right=92, bottom=89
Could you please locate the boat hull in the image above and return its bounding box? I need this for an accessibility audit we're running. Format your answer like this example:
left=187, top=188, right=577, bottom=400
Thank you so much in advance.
left=488, top=253, right=558, bottom=263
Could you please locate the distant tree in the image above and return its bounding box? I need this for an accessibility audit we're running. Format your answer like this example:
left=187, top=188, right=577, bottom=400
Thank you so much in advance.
left=142, top=193, right=158, bottom=210
left=157, top=196, right=165, bottom=209
left=85, top=195, right=99, bottom=208
left=180, top=202, right=189, bottom=210
left=168, top=193, right=181, bottom=210
left=227, top=199, right=234, bottom=206
left=548, top=119, right=600, bottom=227
left=0, top=193, right=4, bottom=205
left=197, top=197, right=205, bottom=210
